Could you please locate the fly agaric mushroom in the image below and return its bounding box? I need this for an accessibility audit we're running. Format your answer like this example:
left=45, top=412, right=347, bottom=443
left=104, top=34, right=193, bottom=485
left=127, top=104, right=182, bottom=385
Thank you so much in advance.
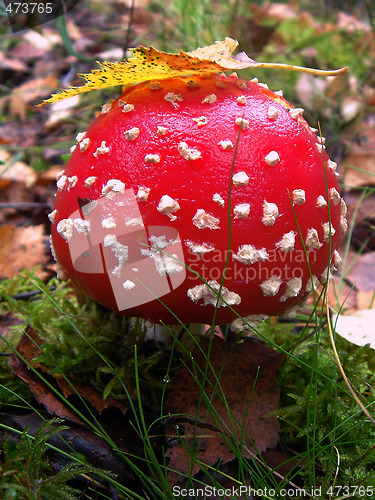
left=49, top=72, right=346, bottom=327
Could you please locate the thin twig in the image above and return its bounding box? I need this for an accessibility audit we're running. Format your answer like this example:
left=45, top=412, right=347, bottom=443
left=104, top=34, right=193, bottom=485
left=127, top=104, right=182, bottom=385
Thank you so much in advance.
left=1, top=287, right=56, bottom=301
left=123, top=0, right=136, bottom=59
left=0, top=203, right=52, bottom=210
left=241, top=442, right=310, bottom=497
left=163, top=415, right=222, bottom=434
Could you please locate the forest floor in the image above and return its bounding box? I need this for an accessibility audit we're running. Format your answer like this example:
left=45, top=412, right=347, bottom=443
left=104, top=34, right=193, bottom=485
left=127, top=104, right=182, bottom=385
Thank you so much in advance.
left=0, top=1, right=374, bottom=499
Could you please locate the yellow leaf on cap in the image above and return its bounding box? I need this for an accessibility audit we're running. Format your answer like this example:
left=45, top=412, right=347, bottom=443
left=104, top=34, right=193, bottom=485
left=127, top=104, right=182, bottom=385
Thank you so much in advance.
left=40, top=37, right=348, bottom=105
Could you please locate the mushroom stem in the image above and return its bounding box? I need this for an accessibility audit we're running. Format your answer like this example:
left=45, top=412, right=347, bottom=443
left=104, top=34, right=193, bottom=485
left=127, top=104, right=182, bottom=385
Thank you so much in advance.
left=144, top=322, right=207, bottom=342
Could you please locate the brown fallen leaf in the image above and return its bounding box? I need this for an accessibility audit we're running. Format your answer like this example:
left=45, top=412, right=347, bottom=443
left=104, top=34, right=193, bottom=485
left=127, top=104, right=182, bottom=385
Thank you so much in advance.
left=15, top=29, right=55, bottom=60
left=230, top=16, right=279, bottom=54
left=0, top=150, right=42, bottom=226
left=0, top=120, right=42, bottom=148
left=8, top=326, right=129, bottom=423
left=0, top=225, right=47, bottom=280
left=123, top=0, right=150, bottom=8
left=344, top=191, right=375, bottom=253
left=328, top=275, right=357, bottom=314
left=10, top=39, right=48, bottom=62
left=356, top=290, right=375, bottom=310
left=0, top=53, right=29, bottom=72
left=0, top=150, right=37, bottom=187
left=345, top=252, right=375, bottom=292
left=9, top=75, right=57, bottom=120
left=55, top=370, right=132, bottom=415
left=64, top=17, right=84, bottom=41
left=43, top=95, right=80, bottom=130
left=9, top=327, right=83, bottom=424
left=165, top=336, right=284, bottom=485
left=261, top=448, right=303, bottom=482
left=337, top=12, right=372, bottom=33
left=344, top=125, right=375, bottom=187
left=0, top=312, right=25, bottom=351
left=328, top=252, right=375, bottom=315
left=36, top=164, right=65, bottom=186
left=263, top=2, right=297, bottom=21
left=295, top=73, right=329, bottom=111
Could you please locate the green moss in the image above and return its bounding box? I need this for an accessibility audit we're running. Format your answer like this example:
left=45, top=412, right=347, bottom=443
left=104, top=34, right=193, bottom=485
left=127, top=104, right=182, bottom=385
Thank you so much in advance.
left=0, top=419, right=99, bottom=499
left=0, top=269, right=177, bottom=408
left=258, top=317, right=375, bottom=488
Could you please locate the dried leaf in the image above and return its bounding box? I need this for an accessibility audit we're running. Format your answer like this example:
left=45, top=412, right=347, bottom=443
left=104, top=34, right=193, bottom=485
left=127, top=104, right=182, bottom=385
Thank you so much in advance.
left=337, top=12, right=372, bottom=33
left=344, top=192, right=375, bottom=253
left=11, top=40, right=49, bottom=62
left=265, top=3, right=297, bottom=20
left=165, top=336, right=283, bottom=484
left=356, top=290, right=375, bottom=310
left=0, top=121, right=42, bottom=148
left=9, top=327, right=83, bottom=424
left=344, top=126, right=375, bottom=187
left=261, top=449, right=302, bottom=479
left=0, top=53, right=28, bottom=72
left=0, top=312, right=24, bottom=351
left=295, top=73, right=329, bottom=110
left=0, top=225, right=47, bottom=280
left=334, top=309, right=375, bottom=349
left=43, top=95, right=80, bottom=130
left=329, top=275, right=357, bottom=314
left=40, top=38, right=347, bottom=105
left=9, top=327, right=128, bottom=423
left=55, top=372, right=129, bottom=415
left=10, top=75, right=56, bottom=119
left=188, top=37, right=239, bottom=61
left=345, top=252, right=375, bottom=292
left=36, top=165, right=66, bottom=186
left=0, top=150, right=37, bottom=187
left=22, top=30, right=55, bottom=52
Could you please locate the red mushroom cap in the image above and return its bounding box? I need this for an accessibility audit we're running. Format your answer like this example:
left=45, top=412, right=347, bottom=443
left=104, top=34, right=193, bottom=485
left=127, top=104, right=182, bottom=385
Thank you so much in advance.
left=50, top=73, right=346, bottom=327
